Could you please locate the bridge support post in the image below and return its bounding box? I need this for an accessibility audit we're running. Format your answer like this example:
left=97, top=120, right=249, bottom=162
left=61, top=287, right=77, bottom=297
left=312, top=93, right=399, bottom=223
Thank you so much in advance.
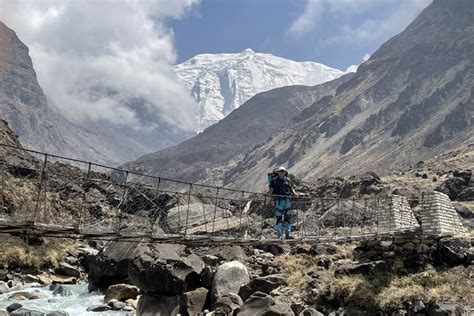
left=0, top=162, right=4, bottom=212
left=184, top=183, right=192, bottom=236
left=33, top=154, right=48, bottom=225
left=116, top=171, right=129, bottom=235
left=76, top=162, right=92, bottom=231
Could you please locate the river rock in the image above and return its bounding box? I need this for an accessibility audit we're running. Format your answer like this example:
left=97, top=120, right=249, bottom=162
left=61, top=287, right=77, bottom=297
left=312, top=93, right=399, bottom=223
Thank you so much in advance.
left=8, top=292, right=38, bottom=300
left=49, top=274, right=76, bottom=285
left=179, top=287, right=208, bottom=316
left=9, top=308, right=44, bottom=316
left=50, top=284, right=73, bottom=297
left=0, top=270, right=8, bottom=281
left=0, top=281, right=8, bottom=294
left=88, top=241, right=139, bottom=292
left=111, top=301, right=127, bottom=311
left=237, top=291, right=293, bottom=316
left=125, top=298, right=138, bottom=309
left=104, top=283, right=139, bottom=303
left=211, top=261, right=249, bottom=303
left=86, top=304, right=111, bottom=312
left=45, top=312, right=68, bottom=316
left=20, top=274, right=39, bottom=284
left=238, top=274, right=288, bottom=301
left=129, top=243, right=204, bottom=295
left=54, top=262, right=81, bottom=278
left=6, top=303, right=22, bottom=313
left=37, top=274, right=52, bottom=285
left=136, top=294, right=179, bottom=315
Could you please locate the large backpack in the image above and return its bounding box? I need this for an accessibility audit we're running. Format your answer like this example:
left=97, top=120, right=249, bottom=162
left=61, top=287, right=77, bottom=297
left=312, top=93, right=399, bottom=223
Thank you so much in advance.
left=267, top=169, right=289, bottom=185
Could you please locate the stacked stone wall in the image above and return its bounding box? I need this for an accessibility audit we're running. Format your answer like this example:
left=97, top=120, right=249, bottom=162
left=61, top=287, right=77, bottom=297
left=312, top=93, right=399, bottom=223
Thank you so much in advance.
left=354, top=232, right=473, bottom=270
left=377, top=195, right=419, bottom=233
left=418, top=191, right=467, bottom=235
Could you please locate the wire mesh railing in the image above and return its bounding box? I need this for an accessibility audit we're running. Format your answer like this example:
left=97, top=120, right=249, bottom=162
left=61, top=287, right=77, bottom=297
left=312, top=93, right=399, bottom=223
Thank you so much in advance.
left=0, top=143, right=421, bottom=241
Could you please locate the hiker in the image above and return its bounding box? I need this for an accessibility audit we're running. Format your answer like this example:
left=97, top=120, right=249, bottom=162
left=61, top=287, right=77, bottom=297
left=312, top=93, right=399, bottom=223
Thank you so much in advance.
left=268, top=166, right=298, bottom=240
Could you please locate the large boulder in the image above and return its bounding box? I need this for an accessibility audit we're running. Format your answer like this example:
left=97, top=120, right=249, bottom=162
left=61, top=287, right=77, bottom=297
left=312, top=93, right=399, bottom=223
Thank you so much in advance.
left=437, top=237, right=470, bottom=266
left=128, top=243, right=204, bottom=295
left=211, top=261, right=250, bottom=303
left=335, top=260, right=387, bottom=276
left=104, top=283, right=139, bottom=303
left=238, top=274, right=288, bottom=301
left=435, top=176, right=468, bottom=200
left=88, top=241, right=139, bottom=291
left=54, top=262, right=81, bottom=278
left=136, top=294, right=179, bottom=316
left=237, top=292, right=293, bottom=316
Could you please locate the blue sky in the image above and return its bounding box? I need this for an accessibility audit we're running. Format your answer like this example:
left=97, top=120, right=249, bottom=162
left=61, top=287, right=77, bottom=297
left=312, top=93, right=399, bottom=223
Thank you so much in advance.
left=169, top=0, right=431, bottom=70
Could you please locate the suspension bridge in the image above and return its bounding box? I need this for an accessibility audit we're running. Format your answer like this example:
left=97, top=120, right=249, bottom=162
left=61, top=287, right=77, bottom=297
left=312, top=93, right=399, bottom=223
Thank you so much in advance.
left=0, top=143, right=420, bottom=246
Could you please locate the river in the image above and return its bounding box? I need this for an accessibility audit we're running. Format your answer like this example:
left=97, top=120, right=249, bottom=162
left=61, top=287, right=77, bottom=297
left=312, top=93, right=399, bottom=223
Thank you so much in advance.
left=0, top=283, right=132, bottom=315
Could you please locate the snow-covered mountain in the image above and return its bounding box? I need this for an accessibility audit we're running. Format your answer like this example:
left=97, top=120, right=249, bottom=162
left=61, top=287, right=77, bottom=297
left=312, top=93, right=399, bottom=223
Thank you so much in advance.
left=174, top=48, right=345, bottom=131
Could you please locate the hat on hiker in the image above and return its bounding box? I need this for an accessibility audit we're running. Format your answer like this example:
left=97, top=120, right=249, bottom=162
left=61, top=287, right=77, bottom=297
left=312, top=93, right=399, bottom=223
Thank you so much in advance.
left=276, top=166, right=286, bottom=172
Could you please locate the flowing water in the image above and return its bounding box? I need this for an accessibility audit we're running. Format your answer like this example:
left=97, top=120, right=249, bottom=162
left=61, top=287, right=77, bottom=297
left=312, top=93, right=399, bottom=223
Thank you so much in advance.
left=0, top=283, right=132, bottom=315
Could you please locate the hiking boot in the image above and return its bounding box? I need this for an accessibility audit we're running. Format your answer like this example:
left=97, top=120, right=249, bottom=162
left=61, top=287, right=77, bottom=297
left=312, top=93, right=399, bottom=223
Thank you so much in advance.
left=285, top=236, right=294, bottom=240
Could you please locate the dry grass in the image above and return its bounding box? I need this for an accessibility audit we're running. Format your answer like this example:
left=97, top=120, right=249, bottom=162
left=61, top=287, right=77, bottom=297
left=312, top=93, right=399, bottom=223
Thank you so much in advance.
left=275, top=246, right=473, bottom=312
left=0, top=235, right=75, bottom=271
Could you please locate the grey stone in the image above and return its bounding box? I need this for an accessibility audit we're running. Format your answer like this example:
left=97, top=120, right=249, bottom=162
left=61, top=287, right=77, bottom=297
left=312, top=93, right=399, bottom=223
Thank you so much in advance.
left=54, top=262, right=80, bottom=278
left=21, top=275, right=39, bottom=284
left=136, top=294, right=179, bottom=316
left=86, top=305, right=111, bottom=312
left=111, top=301, right=127, bottom=311
left=0, top=281, right=8, bottom=294
left=202, top=255, right=220, bottom=266
left=335, top=260, right=388, bottom=276
left=238, top=274, right=288, bottom=301
left=299, top=308, right=324, bottom=316
left=50, top=284, right=73, bottom=297
left=104, top=283, right=139, bottom=303
left=179, top=287, right=208, bottom=316
left=129, top=243, right=204, bottom=295
left=428, top=301, right=465, bottom=316
left=211, top=261, right=249, bottom=303
left=201, top=265, right=216, bottom=289
left=45, top=312, right=68, bottom=316
left=10, top=308, right=44, bottom=316
left=6, top=303, right=23, bottom=313
left=237, top=291, right=293, bottom=316
left=214, top=293, right=243, bottom=314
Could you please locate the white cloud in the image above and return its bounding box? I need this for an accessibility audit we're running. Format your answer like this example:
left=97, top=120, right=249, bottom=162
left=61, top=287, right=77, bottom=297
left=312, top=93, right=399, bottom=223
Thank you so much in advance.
left=288, top=0, right=324, bottom=36
left=329, top=0, right=432, bottom=45
left=288, top=0, right=432, bottom=42
left=0, top=0, right=200, bottom=131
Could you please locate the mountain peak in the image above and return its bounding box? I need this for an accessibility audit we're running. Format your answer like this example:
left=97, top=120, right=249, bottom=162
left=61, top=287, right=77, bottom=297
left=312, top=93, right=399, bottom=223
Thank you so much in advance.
left=174, top=51, right=345, bottom=131
left=240, top=48, right=255, bottom=55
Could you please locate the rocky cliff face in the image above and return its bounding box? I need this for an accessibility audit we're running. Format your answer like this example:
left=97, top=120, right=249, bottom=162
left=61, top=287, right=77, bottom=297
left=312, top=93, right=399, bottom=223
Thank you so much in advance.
left=121, top=74, right=353, bottom=185
left=174, top=49, right=345, bottom=131
left=225, top=0, right=474, bottom=191
left=0, top=22, right=191, bottom=165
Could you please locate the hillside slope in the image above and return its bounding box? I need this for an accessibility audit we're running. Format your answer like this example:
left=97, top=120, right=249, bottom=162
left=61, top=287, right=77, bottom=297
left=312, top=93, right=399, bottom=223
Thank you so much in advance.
left=121, top=74, right=354, bottom=185
left=225, top=0, right=474, bottom=191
